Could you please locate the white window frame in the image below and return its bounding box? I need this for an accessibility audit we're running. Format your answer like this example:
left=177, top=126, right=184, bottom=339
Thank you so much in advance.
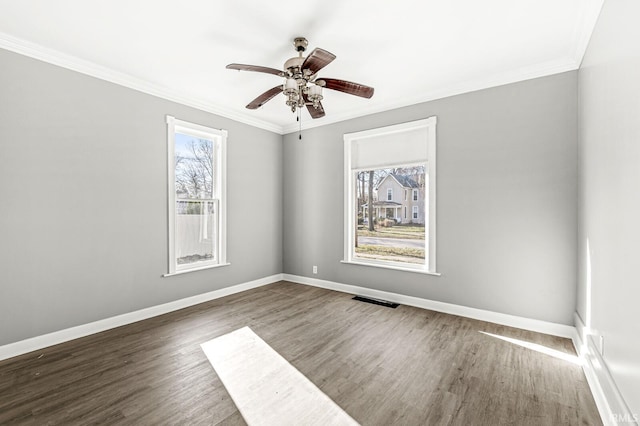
left=343, top=117, right=438, bottom=274
left=165, top=116, right=228, bottom=276
left=413, top=206, right=419, bottom=219
left=413, top=189, right=418, bottom=201
left=387, top=188, right=393, bottom=201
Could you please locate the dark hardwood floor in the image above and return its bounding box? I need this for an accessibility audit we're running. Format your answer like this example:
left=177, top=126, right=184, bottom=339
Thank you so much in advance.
left=0, top=281, right=601, bottom=425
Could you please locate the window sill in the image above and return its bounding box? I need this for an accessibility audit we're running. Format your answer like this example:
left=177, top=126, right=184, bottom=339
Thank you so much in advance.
left=163, top=262, right=231, bottom=277
left=340, top=260, right=441, bottom=276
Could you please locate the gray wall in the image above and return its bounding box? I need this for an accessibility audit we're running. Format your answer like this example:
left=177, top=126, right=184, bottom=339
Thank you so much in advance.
left=0, top=49, right=283, bottom=346
left=578, top=0, right=640, bottom=415
left=0, top=46, right=580, bottom=348
left=284, top=72, right=578, bottom=325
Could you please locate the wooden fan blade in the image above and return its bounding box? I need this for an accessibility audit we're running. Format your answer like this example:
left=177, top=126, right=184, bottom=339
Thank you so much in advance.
left=246, top=86, right=283, bottom=109
left=305, top=99, right=325, bottom=119
left=302, top=93, right=325, bottom=119
left=301, top=48, right=336, bottom=74
left=226, top=63, right=283, bottom=77
left=317, top=78, right=374, bottom=98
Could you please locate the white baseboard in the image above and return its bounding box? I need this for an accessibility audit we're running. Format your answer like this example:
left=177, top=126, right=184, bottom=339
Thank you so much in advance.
left=0, top=273, right=283, bottom=362
left=573, top=313, right=637, bottom=426
left=4, top=273, right=574, bottom=362
left=283, top=274, right=575, bottom=338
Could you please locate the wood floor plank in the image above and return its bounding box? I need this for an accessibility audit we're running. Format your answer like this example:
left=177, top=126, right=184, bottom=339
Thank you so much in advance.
left=0, top=281, right=601, bottom=425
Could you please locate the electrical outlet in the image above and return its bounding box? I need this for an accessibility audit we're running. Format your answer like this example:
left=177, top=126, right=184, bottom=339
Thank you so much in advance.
left=312, top=265, right=318, bottom=274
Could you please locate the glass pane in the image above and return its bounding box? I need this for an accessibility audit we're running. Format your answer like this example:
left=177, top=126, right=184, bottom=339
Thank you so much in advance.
left=175, top=133, right=214, bottom=199
left=175, top=200, right=216, bottom=266
left=355, top=166, right=426, bottom=265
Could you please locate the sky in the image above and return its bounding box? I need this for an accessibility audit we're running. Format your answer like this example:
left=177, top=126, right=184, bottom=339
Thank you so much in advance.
left=175, top=132, right=205, bottom=158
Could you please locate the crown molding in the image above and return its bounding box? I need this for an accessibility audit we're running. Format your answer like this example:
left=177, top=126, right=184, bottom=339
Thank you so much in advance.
left=282, top=57, right=580, bottom=134
left=0, top=32, right=284, bottom=134
left=2, top=11, right=599, bottom=138
left=282, top=0, right=605, bottom=135
left=571, top=0, right=604, bottom=68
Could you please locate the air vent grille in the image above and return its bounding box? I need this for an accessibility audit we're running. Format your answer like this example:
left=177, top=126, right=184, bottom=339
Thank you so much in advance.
left=352, top=296, right=399, bottom=309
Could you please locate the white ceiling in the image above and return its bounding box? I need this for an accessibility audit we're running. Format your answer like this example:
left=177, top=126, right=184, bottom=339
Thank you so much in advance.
left=0, top=0, right=602, bottom=134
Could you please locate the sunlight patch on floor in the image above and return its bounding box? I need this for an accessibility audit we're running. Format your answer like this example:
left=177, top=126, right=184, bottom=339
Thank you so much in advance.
left=479, top=331, right=582, bottom=365
left=201, top=326, right=359, bottom=426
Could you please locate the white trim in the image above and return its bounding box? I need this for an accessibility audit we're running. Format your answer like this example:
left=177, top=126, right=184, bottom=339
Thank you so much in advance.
left=283, top=274, right=574, bottom=338
left=167, top=116, right=228, bottom=275
left=345, top=117, right=436, bottom=142
left=343, top=139, right=353, bottom=263
left=0, top=32, right=589, bottom=136
left=572, top=0, right=605, bottom=68
left=0, top=274, right=283, bottom=362
left=163, top=262, right=231, bottom=277
left=0, top=32, right=281, bottom=134
left=572, top=313, right=636, bottom=426
left=167, top=116, right=177, bottom=272
left=218, top=131, right=228, bottom=265
left=344, top=117, right=437, bottom=272
left=340, top=260, right=440, bottom=276
left=172, top=118, right=228, bottom=140
left=427, top=117, right=437, bottom=269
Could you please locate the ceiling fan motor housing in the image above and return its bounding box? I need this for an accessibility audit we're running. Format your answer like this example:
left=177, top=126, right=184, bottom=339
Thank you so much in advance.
left=283, top=57, right=305, bottom=73
left=293, top=37, right=308, bottom=53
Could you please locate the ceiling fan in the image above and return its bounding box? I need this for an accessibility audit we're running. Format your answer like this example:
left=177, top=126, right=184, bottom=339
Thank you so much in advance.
left=226, top=37, right=374, bottom=120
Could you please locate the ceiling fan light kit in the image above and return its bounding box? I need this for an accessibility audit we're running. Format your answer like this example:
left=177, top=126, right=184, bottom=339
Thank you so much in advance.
left=226, top=37, right=374, bottom=120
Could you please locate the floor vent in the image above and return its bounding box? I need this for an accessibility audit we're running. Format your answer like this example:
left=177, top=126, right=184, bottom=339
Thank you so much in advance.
left=352, top=296, right=399, bottom=309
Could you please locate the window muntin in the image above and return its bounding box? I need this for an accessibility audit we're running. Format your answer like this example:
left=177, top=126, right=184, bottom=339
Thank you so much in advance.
left=413, top=206, right=419, bottom=219
left=166, top=116, right=227, bottom=274
left=387, top=188, right=393, bottom=201
left=344, top=117, right=437, bottom=273
left=413, top=189, right=418, bottom=201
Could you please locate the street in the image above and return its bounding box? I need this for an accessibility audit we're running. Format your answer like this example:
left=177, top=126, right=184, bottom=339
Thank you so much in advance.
left=358, top=236, right=425, bottom=249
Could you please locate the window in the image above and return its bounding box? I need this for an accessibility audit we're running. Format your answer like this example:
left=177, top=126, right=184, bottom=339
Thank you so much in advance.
left=344, top=117, right=437, bottom=273
left=166, top=116, right=228, bottom=275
